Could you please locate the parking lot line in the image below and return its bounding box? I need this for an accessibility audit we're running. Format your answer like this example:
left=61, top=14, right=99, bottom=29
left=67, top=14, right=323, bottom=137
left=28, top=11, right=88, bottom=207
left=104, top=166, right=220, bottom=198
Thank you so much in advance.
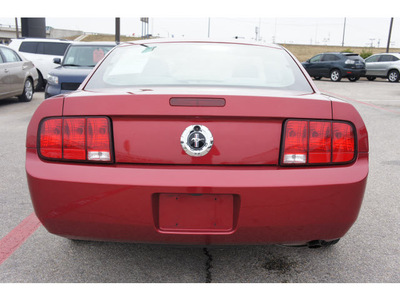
left=0, top=212, right=41, bottom=265
left=321, top=90, right=400, bottom=115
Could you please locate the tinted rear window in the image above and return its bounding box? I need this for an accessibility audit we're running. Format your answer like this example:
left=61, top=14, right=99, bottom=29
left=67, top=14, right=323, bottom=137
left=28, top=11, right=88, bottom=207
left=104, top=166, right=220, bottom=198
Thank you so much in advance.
left=344, top=53, right=363, bottom=60
left=42, top=42, right=70, bottom=56
left=85, top=43, right=313, bottom=93
left=19, top=41, right=69, bottom=56
left=379, top=55, right=398, bottom=62
left=322, top=54, right=340, bottom=61
left=19, top=41, right=38, bottom=53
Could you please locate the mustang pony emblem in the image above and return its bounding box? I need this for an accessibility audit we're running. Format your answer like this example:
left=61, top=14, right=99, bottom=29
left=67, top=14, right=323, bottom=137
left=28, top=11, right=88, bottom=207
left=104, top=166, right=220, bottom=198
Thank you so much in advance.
left=181, top=125, right=213, bottom=157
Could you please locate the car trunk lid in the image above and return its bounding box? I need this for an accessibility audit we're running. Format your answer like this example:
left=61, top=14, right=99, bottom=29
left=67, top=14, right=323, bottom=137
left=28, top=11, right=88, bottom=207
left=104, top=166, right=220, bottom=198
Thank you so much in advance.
left=63, top=89, right=332, bottom=166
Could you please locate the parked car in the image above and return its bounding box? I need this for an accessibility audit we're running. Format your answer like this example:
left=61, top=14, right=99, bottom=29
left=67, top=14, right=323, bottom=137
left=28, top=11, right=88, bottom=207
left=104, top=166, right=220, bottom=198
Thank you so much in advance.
left=0, top=45, right=38, bottom=102
left=45, top=42, right=116, bottom=99
left=364, top=53, right=400, bottom=82
left=8, top=38, right=71, bottom=90
left=302, top=52, right=366, bottom=82
left=26, top=40, right=369, bottom=248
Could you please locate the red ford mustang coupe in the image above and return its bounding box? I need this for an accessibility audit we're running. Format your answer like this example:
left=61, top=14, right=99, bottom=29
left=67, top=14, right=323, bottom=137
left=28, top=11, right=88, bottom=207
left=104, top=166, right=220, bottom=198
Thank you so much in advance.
left=26, top=40, right=368, bottom=247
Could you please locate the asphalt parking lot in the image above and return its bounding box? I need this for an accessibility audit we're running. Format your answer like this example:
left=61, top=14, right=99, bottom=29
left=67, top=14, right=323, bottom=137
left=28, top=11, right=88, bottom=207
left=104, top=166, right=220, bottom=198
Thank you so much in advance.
left=0, top=79, right=399, bottom=283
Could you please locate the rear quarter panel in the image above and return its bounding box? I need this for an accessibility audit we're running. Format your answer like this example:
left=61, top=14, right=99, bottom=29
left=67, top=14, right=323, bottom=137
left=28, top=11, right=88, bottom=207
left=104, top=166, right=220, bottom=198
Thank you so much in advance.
left=26, top=96, right=64, bottom=148
left=331, top=98, right=369, bottom=154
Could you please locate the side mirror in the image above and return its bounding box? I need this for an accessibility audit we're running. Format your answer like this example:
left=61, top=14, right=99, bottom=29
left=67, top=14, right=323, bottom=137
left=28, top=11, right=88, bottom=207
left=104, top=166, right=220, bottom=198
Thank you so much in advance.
left=53, top=58, right=61, bottom=64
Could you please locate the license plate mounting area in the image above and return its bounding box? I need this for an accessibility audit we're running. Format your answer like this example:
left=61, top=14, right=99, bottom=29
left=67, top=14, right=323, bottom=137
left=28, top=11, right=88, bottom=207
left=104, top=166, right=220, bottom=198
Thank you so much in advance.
left=157, top=194, right=235, bottom=233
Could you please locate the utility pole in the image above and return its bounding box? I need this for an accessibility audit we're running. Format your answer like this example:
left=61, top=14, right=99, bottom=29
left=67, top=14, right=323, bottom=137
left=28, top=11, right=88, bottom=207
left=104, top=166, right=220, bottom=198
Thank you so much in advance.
left=386, top=17, right=394, bottom=53
left=341, top=17, right=346, bottom=47
left=115, top=17, right=120, bottom=44
left=15, top=17, right=19, bottom=38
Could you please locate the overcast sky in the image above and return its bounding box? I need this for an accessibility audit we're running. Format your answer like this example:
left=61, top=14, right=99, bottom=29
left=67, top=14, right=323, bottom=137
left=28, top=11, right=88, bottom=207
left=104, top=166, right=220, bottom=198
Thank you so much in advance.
left=1, top=0, right=399, bottom=47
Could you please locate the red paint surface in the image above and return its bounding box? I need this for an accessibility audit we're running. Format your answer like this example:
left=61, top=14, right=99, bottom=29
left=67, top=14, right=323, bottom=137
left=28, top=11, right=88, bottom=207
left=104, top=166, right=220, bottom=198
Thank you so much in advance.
left=0, top=213, right=41, bottom=265
left=25, top=86, right=369, bottom=244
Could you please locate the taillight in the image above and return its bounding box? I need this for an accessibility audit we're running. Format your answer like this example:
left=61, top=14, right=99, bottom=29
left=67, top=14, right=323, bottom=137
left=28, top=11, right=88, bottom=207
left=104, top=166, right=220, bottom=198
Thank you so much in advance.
left=281, top=119, right=355, bottom=165
left=39, top=118, right=62, bottom=159
left=39, top=117, right=112, bottom=162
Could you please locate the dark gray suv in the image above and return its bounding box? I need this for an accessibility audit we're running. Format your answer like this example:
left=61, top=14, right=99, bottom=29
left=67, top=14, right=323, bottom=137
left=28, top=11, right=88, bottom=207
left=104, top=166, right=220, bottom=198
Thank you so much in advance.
left=302, top=52, right=366, bottom=82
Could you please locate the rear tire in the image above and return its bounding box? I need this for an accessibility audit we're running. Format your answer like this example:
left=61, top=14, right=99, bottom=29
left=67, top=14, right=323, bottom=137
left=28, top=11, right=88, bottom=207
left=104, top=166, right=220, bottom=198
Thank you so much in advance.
left=366, top=76, right=376, bottom=81
left=330, top=69, right=342, bottom=82
left=307, top=239, right=340, bottom=248
left=387, top=70, right=399, bottom=82
left=18, top=78, right=34, bottom=102
left=280, top=238, right=341, bottom=248
left=321, top=239, right=340, bottom=247
left=314, top=77, right=322, bottom=80
left=348, top=76, right=359, bottom=82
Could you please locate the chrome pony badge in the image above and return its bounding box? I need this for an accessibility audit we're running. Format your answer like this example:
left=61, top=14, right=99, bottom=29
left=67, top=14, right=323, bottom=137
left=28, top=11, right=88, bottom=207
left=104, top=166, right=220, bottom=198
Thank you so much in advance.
left=181, top=125, right=213, bottom=157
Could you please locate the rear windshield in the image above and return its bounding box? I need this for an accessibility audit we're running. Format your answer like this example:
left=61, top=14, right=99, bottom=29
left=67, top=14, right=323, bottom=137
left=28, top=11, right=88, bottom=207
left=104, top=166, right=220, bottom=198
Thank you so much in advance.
left=344, top=53, right=363, bottom=59
left=63, top=45, right=115, bottom=67
left=84, top=42, right=313, bottom=93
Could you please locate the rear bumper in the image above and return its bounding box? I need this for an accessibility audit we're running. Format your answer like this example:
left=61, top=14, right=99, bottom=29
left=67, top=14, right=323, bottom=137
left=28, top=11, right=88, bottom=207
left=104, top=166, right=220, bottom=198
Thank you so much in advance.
left=341, top=68, right=366, bottom=78
left=26, top=149, right=368, bottom=245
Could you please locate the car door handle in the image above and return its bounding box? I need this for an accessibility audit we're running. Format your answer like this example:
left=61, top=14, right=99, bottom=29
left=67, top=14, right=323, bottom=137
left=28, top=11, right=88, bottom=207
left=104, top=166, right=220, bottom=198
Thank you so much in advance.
left=4, top=69, right=9, bottom=73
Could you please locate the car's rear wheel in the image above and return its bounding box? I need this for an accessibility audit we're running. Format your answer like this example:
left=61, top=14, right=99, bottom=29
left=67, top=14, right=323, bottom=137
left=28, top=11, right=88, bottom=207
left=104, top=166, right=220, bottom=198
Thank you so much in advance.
left=314, top=77, right=322, bottom=80
left=387, top=70, right=399, bottom=82
left=348, top=76, right=359, bottom=82
left=366, top=76, right=376, bottom=81
left=18, top=78, right=34, bottom=102
left=330, top=69, right=341, bottom=82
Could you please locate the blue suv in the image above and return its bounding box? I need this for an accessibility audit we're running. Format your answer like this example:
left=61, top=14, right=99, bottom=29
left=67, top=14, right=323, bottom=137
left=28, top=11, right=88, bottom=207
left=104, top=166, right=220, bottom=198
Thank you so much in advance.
left=45, top=42, right=115, bottom=98
left=302, top=52, right=366, bottom=82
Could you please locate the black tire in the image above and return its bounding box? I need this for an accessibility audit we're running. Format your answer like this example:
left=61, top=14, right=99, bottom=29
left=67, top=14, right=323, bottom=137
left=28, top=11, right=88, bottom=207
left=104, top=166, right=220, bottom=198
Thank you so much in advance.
left=314, top=77, right=322, bottom=80
left=307, top=239, right=341, bottom=248
left=330, top=69, right=342, bottom=82
left=321, top=239, right=340, bottom=247
left=36, top=70, right=45, bottom=91
left=366, top=76, right=376, bottom=81
left=387, top=69, right=399, bottom=82
left=348, top=76, right=359, bottom=82
left=281, top=238, right=341, bottom=248
left=18, top=78, right=34, bottom=102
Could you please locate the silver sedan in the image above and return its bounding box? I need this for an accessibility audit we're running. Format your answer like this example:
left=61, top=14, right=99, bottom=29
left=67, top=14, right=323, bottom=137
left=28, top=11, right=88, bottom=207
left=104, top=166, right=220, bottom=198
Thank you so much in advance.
left=0, top=45, right=38, bottom=102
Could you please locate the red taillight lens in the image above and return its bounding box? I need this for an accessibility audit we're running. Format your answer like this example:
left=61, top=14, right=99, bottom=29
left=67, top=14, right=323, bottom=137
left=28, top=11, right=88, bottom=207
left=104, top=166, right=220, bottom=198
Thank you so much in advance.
left=332, top=122, right=355, bottom=163
left=63, top=118, right=86, bottom=160
left=309, top=121, right=331, bottom=164
left=282, top=120, right=355, bottom=165
left=39, top=117, right=112, bottom=162
left=39, top=118, right=62, bottom=159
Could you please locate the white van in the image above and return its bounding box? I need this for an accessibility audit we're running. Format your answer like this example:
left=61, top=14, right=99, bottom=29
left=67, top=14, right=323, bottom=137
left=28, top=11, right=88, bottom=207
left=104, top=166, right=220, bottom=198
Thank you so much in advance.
left=8, top=38, right=71, bottom=89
